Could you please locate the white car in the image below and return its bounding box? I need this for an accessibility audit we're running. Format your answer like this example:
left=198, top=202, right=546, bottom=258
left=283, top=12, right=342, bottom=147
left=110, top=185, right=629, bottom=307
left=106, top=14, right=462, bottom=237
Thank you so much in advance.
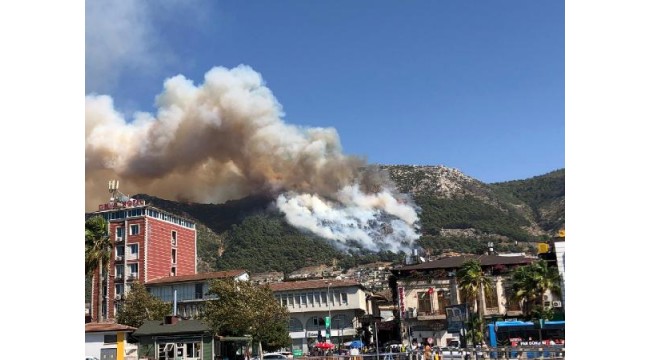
left=440, top=347, right=466, bottom=359
left=254, top=353, right=289, bottom=360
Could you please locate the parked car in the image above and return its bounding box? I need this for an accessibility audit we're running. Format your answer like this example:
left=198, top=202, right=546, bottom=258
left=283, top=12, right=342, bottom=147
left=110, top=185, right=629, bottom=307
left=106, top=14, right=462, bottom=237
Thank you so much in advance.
left=253, top=353, right=289, bottom=360
left=440, top=347, right=466, bottom=359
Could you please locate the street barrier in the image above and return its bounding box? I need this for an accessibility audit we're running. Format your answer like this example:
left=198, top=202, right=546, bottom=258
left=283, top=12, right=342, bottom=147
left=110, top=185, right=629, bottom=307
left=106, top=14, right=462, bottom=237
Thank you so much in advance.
left=295, top=347, right=565, bottom=360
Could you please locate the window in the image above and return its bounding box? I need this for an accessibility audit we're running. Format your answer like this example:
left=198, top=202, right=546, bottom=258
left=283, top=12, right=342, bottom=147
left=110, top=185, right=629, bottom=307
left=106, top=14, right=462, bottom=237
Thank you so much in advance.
left=171, top=230, right=177, bottom=246
left=195, top=283, right=203, bottom=299
left=128, top=263, right=138, bottom=277
left=300, top=293, right=307, bottom=307
left=130, top=224, right=139, bottom=235
left=171, top=267, right=176, bottom=277
left=484, top=282, right=499, bottom=309
left=341, top=292, right=348, bottom=305
left=437, top=290, right=450, bottom=312
left=417, top=292, right=432, bottom=314
left=503, top=282, right=521, bottom=311
left=289, top=317, right=303, bottom=332
left=172, top=249, right=177, bottom=264
left=116, top=283, right=124, bottom=296
left=159, top=343, right=174, bottom=360
left=288, top=294, right=294, bottom=306
left=116, top=246, right=124, bottom=257
left=104, top=334, right=117, bottom=344
left=115, top=265, right=124, bottom=278
left=187, top=342, right=201, bottom=358
left=129, top=244, right=139, bottom=258
left=116, top=227, right=124, bottom=239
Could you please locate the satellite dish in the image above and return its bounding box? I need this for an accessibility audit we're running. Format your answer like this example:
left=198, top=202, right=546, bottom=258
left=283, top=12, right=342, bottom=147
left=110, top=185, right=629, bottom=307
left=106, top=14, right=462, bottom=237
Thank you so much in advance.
left=419, top=256, right=426, bottom=263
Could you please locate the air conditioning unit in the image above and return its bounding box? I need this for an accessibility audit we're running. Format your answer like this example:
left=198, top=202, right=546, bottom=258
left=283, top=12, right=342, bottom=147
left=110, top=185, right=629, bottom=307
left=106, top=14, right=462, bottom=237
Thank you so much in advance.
left=116, top=256, right=123, bottom=261
left=116, top=273, right=123, bottom=279
left=115, top=294, right=122, bottom=300
left=552, top=301, right=562, bottom=308
left=116, top=237, right=123, bottom=242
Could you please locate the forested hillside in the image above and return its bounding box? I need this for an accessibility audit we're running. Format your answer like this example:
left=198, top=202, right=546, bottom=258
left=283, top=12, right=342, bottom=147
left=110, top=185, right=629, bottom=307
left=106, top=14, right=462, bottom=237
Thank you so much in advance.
left=121, top=166, right=564, bottom=274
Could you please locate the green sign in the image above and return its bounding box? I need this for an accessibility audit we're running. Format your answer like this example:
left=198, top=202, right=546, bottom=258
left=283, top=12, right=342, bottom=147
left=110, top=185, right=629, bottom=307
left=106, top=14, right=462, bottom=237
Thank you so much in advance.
left=325, top=316, right=331, bottom=329
left=292, top=349, right=303, bottom=357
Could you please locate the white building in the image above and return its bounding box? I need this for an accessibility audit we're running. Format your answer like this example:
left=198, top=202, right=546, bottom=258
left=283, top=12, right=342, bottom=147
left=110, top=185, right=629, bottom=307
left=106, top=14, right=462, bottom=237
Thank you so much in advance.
left=269, top=279, right=379, bottom=353
left=85, top=322, right=138, bottom=360
left=147, top=270, right=249, bottom=318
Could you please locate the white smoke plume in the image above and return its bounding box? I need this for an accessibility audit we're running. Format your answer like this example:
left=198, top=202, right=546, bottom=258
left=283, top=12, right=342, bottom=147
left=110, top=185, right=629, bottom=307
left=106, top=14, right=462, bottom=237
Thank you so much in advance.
left=86, top=65, right=420, bottom=252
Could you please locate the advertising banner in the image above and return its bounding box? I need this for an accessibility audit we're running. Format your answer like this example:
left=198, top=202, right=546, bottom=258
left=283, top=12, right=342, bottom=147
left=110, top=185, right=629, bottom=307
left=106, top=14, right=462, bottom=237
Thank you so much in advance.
left=445, top=304, right=468, bottom=333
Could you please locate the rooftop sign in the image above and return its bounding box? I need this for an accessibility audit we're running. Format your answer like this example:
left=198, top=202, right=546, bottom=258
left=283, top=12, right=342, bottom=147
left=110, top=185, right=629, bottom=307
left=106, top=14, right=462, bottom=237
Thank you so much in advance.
left=98, top=199, right=146, bottom=211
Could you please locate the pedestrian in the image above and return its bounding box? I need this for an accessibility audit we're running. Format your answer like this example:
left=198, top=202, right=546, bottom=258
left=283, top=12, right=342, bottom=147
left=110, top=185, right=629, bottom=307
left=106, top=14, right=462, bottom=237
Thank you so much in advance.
left=424, top=344, right=432, bottom=360
left=433, top=350, right=440, bottom=360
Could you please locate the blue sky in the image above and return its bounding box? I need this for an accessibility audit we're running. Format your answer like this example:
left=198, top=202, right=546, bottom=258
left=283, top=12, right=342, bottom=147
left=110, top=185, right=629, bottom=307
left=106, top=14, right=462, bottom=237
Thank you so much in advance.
left=86, top=0, right=564, bottom=184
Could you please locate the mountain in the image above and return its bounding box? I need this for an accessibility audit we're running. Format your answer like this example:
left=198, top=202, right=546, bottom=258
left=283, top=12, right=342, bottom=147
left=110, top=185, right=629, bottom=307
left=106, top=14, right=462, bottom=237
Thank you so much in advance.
left=120, top=166, right=564, bottom=275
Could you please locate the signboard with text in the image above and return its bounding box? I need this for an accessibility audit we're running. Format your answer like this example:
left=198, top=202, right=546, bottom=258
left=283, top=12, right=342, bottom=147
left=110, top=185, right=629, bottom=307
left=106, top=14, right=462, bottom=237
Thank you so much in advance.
left=445, top=304, right=468, bottom=333
left=99, top=198, right=146, bottom=211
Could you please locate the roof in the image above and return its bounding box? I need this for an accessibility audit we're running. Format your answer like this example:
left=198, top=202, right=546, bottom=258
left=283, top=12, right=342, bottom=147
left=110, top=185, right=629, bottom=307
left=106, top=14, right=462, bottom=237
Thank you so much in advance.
left=85, top=322, right=137, bottom=333
left=132, top=319, right=212, bottom=337
left=146, top=270, right=248, bottom=285
left=269, top=279, right=361, bottom=292
left=392, top=254, right=534, bottom=273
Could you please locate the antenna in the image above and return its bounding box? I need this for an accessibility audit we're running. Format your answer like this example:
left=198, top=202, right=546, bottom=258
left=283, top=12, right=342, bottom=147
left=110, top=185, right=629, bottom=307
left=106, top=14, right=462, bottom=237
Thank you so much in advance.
left=107, top=179, right=131, bottom=205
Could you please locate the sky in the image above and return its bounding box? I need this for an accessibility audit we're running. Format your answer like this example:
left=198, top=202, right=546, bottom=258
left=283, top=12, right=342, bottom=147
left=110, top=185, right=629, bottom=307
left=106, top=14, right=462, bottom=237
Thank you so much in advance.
left=85, top=0, right=564, bottom=184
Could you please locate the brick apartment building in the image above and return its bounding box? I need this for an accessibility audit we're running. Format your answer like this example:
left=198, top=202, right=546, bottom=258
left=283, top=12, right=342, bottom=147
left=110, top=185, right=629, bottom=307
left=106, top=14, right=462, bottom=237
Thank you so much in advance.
left=89, top=197, right=197, bottom=322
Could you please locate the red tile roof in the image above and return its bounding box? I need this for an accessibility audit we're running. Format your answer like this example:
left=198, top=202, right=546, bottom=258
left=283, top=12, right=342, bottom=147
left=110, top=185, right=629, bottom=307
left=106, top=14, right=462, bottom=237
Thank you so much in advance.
left=146, top=270, right=247, bottom=285
left=85, top=322, right=137, bottom=333
left=268, top=278, right=361, bottom=292
left=392, top=254, right=534, bottom=273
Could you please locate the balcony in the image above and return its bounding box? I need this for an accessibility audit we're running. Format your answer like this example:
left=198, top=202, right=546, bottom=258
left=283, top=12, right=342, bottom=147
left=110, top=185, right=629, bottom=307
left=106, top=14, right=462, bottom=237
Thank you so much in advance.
left=484, top=307, right=501, bottom=316
left=417, top=309, right=446, bottom=320
left=127, top=273, right=138, bottom=281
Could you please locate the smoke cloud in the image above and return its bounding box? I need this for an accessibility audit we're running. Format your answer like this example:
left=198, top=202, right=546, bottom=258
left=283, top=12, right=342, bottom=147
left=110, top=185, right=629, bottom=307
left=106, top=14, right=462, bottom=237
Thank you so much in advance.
left=86, top=65, right=419, bottom=252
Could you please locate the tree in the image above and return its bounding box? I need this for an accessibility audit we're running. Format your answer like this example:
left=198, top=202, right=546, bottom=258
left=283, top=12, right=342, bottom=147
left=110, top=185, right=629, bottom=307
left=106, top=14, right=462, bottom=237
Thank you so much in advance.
left=85, top=215, right=112, bottom=322
left=510, top=261, right=562, bottom=320
left=457, top=259, right=493, bottom=345
left=202, top=279, right=291, bottom=350
left=116, top=282, right=172, bottom=328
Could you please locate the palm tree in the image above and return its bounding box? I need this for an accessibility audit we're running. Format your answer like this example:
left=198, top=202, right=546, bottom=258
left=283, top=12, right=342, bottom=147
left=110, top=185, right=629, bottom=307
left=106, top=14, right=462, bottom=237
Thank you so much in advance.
left=85, top=215, right=112, bottom=322
left=457, top=259, right=493, bottom=345
left=510, top=261, right=562, bottom=319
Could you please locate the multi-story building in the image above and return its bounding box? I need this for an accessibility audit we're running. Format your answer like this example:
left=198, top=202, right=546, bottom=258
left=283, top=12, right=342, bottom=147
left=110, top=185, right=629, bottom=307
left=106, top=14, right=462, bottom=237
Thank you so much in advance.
left=89, top=196, right=197, bottom=322
left=390, top=254, right=540, bottom=347
left=268, top=279, right=381, bottom=353
left=146, top=270, right=249, bottom=318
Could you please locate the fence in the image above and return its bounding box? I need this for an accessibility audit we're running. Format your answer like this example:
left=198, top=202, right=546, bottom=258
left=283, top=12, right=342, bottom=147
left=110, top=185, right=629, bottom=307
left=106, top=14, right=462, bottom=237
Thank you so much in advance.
left=297, top=347, right=565, bottom=360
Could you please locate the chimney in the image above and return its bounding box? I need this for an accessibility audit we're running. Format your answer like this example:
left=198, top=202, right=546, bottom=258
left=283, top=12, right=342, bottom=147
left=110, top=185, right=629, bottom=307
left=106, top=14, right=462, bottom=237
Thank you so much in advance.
left=164, top=289, right=180, bottom=325
left=173, top=289, right=177, bottom=316
left=164, top=315, right=179, bottom=325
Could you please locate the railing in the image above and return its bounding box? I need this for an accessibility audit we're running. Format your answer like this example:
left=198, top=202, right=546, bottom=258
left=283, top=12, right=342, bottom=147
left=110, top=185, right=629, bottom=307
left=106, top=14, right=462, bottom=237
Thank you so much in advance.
left=295, top=347, right=565, bottom=360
